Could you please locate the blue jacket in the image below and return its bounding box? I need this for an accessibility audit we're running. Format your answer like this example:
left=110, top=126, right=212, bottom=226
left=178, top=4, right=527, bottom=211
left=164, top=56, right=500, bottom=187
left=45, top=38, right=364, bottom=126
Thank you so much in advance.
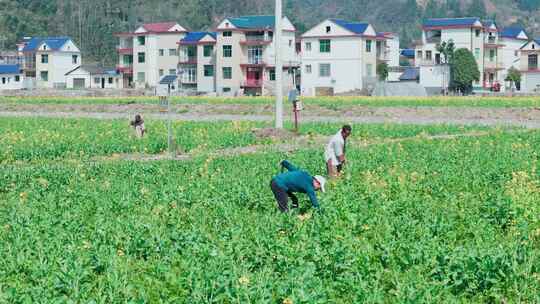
left=272, top=160, right=319, bottom=208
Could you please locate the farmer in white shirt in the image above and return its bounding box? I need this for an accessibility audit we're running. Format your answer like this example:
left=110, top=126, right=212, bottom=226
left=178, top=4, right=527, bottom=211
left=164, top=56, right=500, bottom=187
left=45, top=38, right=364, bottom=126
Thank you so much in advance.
left=324, top=125, right=352, bottom=177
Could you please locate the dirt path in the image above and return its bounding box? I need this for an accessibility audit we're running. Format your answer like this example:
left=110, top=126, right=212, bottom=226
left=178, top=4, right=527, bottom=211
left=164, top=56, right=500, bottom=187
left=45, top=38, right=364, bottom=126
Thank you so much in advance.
left=2, top=108, right=540, bottom=128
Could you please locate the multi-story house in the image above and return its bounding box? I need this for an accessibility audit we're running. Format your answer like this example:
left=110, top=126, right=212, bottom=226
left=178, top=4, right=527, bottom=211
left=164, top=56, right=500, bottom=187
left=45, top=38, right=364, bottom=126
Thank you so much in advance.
left=519, top=39, right=540, bottom=93
left=301, top=19, right=382, bottom=96
left=115, top=22, right=187, bottom=89
left=0, top=64, right=24, bottom=90
left=178, top=32, right=217, bottom=93
left=215, top=15, right=299, bottom=96
left=21, top=37, right=81, bottom=89
left=499, top=26, right=529, bottom=87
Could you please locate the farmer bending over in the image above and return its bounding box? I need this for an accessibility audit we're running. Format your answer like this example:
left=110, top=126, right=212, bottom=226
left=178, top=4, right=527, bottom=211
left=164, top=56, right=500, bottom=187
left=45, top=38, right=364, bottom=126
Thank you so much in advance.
left=325, top=125, right=352, bottom=177
left=130, top=114, right=145, bottom=138
left=270, top=160, right=326, bottom=212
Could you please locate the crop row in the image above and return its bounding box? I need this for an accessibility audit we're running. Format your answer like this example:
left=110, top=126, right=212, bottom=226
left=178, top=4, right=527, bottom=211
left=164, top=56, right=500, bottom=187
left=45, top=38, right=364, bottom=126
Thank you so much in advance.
left=2, top=95, right=540, bottom=107
left=1, top=130, right=539, bottom=302
left=0, top=117, right=498, bottom=163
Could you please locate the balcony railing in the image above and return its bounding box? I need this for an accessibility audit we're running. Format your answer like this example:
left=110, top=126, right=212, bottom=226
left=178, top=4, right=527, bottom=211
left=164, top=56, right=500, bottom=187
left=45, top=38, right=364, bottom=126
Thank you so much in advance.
left=180, top=76, right=197, bottom=84
left=487, top=37, right=496, bottom=44
left=116, top=46, right=133, bottom=54
left=116, top=64, right=133, bottom=74
left=179, top=56, right=197, bottom=64
left=242, top=79, right=263, bottom=87
left=241, top=36, right=272, bottom=46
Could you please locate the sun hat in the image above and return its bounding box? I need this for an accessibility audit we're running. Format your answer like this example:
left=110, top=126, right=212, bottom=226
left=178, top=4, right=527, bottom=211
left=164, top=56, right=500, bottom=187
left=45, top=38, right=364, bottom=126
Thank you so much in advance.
left=313, top=175, right=327, bottom=193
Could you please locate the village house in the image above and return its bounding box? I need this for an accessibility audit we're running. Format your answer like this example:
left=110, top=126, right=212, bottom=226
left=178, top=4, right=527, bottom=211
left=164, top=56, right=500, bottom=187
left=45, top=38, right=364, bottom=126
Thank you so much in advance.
left=65, top=65, right=121, bottom=89
left=300, top=19, right=385, bottom=96
left=178, top=32, right=217, bottom=93
left=498, top=26, right=529, bottom=90
left=115, top=22, right=187, bottom=89
left=214, top=15, right=299, bottom=96
left=0, top=64, right=24, bottom=90
left=21, top=37, right=81, bottom=89
left=518, top=39, right=540, bottom=93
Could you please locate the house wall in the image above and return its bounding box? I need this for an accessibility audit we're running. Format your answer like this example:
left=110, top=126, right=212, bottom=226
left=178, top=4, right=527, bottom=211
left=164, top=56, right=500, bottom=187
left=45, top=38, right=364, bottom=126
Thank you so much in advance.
left=196, top=44, right=216, bottom=93
left=0, top=73, right=24, bottom=90
left=522, top=73, right=540, bottom=93
left=420, top=65, right=449, bottom=94
left=216, top=31, right=244, bottom=95
left=66, top=70, right=120, bottom=89
left=36, top=51, right=80, bottom=89
left=519, top=41, right=540, bottom=93
left=387, top=36, right=400, bottom=67
left=500, top=38, right=527, bottom=80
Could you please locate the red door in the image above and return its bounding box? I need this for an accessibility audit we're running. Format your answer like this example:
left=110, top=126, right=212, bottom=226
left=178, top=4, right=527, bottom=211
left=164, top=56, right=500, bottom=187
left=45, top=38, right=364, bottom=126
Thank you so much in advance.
left=246, top=68, right=261, bottom=86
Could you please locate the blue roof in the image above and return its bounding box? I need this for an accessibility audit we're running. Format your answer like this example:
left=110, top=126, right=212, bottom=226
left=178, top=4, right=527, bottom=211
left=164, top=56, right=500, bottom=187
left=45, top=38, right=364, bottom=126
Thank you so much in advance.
left=181, top=32, right=217, bottom=43
left=424, top=18, right=480, bottom=28
left=535, top=39, right=540, bottom=45
left=330, top=19, right=369, bottom=35
left=23, top=37, right=71, bottom=52
left=0, top=64, right=20, bottom=74
left=399, top=67, right=420, bottom=81
left=159, top=75, right=178, bottom=85
left=228, top=15, right=276, bottom=29
left=400, top=49, right=415, bottom=58
left=500, top=27, right=527, bottom=39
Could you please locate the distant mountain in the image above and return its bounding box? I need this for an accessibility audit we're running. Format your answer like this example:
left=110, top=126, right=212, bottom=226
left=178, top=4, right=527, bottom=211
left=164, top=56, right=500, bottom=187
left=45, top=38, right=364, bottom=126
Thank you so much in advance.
left=0, top=0, right=538, bottom=64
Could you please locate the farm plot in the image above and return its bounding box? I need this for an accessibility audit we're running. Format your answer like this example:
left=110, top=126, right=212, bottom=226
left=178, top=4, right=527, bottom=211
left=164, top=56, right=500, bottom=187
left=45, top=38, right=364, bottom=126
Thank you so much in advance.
left=1, top=119, right=540, bottom=302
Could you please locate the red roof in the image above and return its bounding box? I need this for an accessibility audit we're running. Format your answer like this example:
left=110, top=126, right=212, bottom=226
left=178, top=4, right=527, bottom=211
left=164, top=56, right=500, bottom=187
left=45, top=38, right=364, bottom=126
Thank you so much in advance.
left=142, top=22, right=180, bottom=33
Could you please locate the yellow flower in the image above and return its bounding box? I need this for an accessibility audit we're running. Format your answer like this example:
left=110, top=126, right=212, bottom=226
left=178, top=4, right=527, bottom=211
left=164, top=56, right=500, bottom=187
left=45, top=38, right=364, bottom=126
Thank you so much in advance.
left=238, top=276, right=250, bottom=285
left=297, top=213, right=312, bottom=221
left=19, top=192, right=28, bottom=201
left=117, top=249, right=125, bottom=256
left=283, top=298, right=293, bottom=304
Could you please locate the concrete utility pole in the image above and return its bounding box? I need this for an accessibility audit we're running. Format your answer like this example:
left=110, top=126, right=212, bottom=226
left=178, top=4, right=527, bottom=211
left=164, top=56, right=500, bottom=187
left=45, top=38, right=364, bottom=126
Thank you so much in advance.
left=274, top=0, right=284, bottom=128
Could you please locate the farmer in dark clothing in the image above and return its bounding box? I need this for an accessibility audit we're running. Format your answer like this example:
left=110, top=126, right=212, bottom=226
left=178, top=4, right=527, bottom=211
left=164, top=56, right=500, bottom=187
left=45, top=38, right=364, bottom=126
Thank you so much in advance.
left=270, top=160, right=326, bottom=212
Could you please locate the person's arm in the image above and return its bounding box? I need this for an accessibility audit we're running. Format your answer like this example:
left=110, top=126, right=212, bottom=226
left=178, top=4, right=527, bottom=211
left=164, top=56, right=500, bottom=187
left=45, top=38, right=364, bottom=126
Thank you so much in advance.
left=334, top=140, right=345, bottom=163
left=281, top=160, right=299, bottom=172
left=306, top=188, right=320, bottom=209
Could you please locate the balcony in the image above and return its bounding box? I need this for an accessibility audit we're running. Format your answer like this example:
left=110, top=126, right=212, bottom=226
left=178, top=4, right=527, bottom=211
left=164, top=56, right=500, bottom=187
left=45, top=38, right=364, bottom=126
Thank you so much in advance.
left=116, top=64, right=133, bottom=74
left=116, top=46, right=133, bottom=54
left=180, top=76, right=197, bottom=84
left=484, top=61, right=503, bottom=70
left=242, top=79, right=263, bottom=87
left=241, top=56, right=266, bottom=68
left=240, top=36, right=272, bottom=46
left=179, top=56, right=197, bottom=64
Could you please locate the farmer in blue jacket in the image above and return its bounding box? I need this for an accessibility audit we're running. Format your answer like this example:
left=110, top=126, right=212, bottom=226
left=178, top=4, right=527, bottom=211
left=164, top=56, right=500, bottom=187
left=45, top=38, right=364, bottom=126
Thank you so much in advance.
left=270, top=160, right=326, bottom=212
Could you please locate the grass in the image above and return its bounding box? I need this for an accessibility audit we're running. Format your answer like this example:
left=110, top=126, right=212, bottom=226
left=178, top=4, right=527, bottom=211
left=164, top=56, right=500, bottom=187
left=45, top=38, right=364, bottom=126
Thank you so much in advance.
left=1, top=129, right=540, bottom=302
left=2, top=95, right=540, bottom=107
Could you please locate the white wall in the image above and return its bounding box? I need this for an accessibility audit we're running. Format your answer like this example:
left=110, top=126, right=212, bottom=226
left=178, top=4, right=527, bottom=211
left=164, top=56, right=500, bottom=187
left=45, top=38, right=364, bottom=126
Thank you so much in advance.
left=66, top=69, right=121, bottom=89
left=0, top=73, right=24, bottom=90
left=196, top=43, right=216, bottom=93
left=420, top=65, right=449, bottom=89
left=523, top=73, right=540, bottom=93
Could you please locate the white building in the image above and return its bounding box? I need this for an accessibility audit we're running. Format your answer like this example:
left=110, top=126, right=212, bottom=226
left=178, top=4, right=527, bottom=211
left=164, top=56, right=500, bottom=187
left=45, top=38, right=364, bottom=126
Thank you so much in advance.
left=499, top=27, right=529, bottom=90
left=65, top=65, right=121, bottom=89
left=0, top=64, right=24, bottom=90
left=178, top=32, right=217, bottom=94
left=115, top=22, right=187, bottom=89
left=519, top=39, right=540, bottom=93
left=301, top=19, right=384, bottom=96
left=21, top=37, right=81, bottom=89
left=214, top=15, right=299, bottom=96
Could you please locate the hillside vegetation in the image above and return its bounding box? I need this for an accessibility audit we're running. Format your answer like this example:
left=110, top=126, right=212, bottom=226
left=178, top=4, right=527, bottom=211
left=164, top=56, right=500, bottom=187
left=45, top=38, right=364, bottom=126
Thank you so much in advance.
left=0, top=0, right=538, bottom=64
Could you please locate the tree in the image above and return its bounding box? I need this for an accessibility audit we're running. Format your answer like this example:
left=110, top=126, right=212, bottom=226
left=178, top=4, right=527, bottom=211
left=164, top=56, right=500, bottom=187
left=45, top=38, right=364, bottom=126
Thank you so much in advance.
left=436, top=40, right=455, bottom=64
left=505, top=67, right=521, bottom=91
left=468, top=0, right=486, bottom=18
left=451, top=48, right=480, bottom=94
left=376, top=62, right=389, bottom=81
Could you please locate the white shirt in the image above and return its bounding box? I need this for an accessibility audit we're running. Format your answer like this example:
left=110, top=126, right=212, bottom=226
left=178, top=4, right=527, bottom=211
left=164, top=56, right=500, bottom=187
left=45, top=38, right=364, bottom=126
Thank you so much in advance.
left=324, top=131, right=345, bottom=165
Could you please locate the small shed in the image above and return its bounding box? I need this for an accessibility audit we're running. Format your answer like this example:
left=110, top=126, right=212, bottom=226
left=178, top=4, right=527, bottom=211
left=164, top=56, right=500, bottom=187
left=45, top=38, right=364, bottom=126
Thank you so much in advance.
left=65, top=65, right=121, bottom=89
left=0, top=64, right=24, bottom=90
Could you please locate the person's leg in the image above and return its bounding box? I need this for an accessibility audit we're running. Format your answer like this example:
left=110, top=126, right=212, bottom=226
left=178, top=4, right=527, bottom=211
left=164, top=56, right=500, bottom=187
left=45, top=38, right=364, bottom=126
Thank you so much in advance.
left=270, top=180, right=289, bottom=212
left=287, top=191, right=299, bottom=208
left=327, top=159, right=337, bottom=178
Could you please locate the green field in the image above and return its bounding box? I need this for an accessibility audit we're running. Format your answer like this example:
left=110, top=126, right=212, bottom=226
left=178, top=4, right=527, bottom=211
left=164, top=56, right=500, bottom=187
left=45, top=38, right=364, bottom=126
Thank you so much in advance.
left=1, top=115, right=540, bottom=302
left=2, top=95, right=540, bottom=107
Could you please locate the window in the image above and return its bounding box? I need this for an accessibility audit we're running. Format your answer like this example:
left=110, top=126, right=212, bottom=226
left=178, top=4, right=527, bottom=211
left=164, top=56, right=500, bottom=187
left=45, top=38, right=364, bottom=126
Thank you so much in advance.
left=169, top=69, right=176, bottom=75
left=1, top=77, right=5, bottom=84
left=269, top=69, right=276, bottom=81
left=319, top=39, right=331, bottom=53
left=204, top=45, right=214, bottom=57
left=223, top=45, right=232, bottom=57
left=72, top=55, right=78, bottom=64
left=94, top=77, right=100, bottom=84
left=474, top=48, right=480, bottom=60
left=305, top=42, right=312, bottom=51
left=159, top=49, right=164, bottom=56
left=489, top=49, right=495, bottom=62
left=366, top=40, right=372, bottom=53
left=426, top=50, right=432, bottom=61
left=138, top=52, right=145, bottom=63
left=305, top=65, right=312, bottom=74
left=435, top=53, right=441, bottom=64
left=123, top=55, right=133, bottom=65
left=515, top=51, right=519, bottom=57
left=159, top=69, right=164, bottom=77
left=204, top=65, right=214, bottom=77
left=169, top=49, right=177, bottom=56
left=223, top=31, right=232, bottom=37
left=533, top=44, right=536, bottom=50
left=15, top=75, right=20, bottom=82
left=137, top=72, right=145, bottom=83
left=187, top=47, right=196, bottom=58
left=41, top=54, right=48, bottom=64
left=417, top=50, right=423, bottom=59
left=475, top=29, right=480, bottom=37
left=289, top=40, right=292, bottom=47
left=40, top=71, right=48, bottom=82
left=366, top=64, right=373, bottom=77
left=528, top=54, right=538, bottom=70
left=319, top=63, right=330, bottom=77
left=223, top=67, right=232, bottom=79
left=223, top=87, right=231, bottom=92
left=108, top=77, right=113, bottom=84
left=137, top=36, right=145, bottom=46
left=326, top=26, right=331, bottom=33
